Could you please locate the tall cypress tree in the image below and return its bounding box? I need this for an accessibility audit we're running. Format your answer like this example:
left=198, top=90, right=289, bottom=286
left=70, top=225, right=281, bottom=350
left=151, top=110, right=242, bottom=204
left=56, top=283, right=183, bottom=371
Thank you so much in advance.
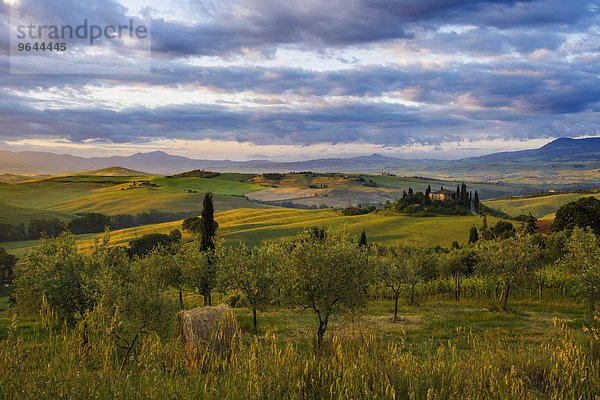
left=474, top=190, right=480, bottom=212
left=456, top=185, right=461, bottom=201
left=460, top=183, right=468, bottom=205
left=425, top=185, right=431, bottom=197
left=408, top=187, right=414, bottom=195
left=200, top=192, right=217, bottom=252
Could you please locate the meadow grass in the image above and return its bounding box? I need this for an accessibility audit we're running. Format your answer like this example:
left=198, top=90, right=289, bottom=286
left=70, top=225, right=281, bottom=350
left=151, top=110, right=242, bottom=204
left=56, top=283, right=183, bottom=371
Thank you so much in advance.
left=0, top=292, right=597, bottom=399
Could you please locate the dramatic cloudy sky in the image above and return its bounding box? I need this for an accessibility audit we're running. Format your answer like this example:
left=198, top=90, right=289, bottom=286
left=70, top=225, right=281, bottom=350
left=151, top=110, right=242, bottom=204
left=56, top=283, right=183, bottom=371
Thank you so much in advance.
left=0, top=0, right=599, bottom=160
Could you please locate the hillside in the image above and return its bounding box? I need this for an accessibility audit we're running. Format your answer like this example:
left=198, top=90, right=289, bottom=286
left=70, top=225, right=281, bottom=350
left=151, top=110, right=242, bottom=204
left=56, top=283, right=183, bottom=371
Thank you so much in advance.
left=2, top=208, right=511, bottom=258
left=0, top=175, right=268, bottom=224
left=483, top=193, right=600, bottom=220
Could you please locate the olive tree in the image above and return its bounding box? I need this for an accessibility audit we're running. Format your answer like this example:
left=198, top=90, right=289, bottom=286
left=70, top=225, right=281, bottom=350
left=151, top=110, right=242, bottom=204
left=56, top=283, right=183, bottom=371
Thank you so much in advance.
left=218, top=243, right=282, bottom=332
left=15, top=232, right=95, bottom=325
left=399, top=241, right=437, bottom=304
left=476, top=235, right=542, bottom=310
left=283, top=226, right=369, bottom=346
left=181, top=245, right=216, bottom=306
left=373, top=253, right=405, bottom=320
left=92, top=243, right=177, bottom=371
left=441, top=247, right=476, bottom=302
left=558, top=227, right=600, bottom=310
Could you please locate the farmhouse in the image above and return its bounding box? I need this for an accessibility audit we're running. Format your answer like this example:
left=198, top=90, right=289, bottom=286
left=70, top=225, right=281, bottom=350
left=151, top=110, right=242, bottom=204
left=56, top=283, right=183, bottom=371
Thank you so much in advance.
left=429, top=188, right=456, bottom=201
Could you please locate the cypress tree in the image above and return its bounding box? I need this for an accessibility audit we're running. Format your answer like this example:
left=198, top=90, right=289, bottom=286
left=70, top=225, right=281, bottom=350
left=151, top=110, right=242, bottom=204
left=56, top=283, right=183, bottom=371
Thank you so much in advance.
left=468, top=225, right=479, bottom=244
left=200, top=192, right=218, bottom=252
left=425, top=185, right=432, bottom=203
left=408, top=187, right=414, bottom=195
left=402, top=190, right=407, bottom=198
left=474, top=191, right=480, bottom=212
left=358, top=229, right=367, bottom=248
left=456, top=185, right=461, bottom=201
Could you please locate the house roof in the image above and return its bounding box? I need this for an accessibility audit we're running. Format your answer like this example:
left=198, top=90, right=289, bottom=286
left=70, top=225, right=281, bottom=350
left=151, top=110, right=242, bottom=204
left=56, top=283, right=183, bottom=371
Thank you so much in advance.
left=431, top=189, right=456, bottom=195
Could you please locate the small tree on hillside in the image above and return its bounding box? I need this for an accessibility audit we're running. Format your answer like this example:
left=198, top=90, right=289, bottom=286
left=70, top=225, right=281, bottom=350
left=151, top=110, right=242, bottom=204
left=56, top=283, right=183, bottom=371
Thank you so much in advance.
left=283, top=226, right=368, bottom=346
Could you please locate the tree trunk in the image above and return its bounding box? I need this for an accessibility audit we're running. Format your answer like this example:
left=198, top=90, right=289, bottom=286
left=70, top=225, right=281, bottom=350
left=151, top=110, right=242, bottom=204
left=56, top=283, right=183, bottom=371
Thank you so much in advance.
left=179, top=289, right=183, bottom=309
left=120, top=330, right=141, bottom=372
left=538, top=267, right=543, bottom=301
left=410, top=284, right=415, bottom=304
left=393, top=291, right=399, bottom=320
left=502, top=284, right=510, bottom=311
left=455, top=273, right=460, bottom=302
left=252, top=307, right=258, bottom=333
left=316, top=314, right=329, bottom=348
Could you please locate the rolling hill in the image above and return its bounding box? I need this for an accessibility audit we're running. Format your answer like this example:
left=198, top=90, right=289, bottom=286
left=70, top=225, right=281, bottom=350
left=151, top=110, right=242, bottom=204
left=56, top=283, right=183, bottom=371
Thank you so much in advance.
left=0, top=175, right=268, bottom=224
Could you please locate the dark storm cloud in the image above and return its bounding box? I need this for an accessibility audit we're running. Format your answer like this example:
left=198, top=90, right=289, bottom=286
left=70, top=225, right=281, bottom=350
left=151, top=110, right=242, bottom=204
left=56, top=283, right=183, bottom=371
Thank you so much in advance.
left=150, top=0, right=594, bottom=57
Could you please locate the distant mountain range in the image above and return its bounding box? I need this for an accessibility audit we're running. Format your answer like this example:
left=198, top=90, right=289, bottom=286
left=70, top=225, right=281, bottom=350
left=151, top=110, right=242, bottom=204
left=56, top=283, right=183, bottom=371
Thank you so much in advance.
left=1, top=137, right=599, bottom=175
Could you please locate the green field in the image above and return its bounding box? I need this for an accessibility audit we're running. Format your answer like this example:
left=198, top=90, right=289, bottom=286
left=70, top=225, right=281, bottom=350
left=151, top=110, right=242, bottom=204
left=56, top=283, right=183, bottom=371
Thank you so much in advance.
left=483, top=193, right=600, bottom=220
left=0, top=175, right=266, bottom=224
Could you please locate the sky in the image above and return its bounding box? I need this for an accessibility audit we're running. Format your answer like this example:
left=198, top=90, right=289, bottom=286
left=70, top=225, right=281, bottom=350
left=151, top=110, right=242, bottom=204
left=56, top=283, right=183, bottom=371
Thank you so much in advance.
left=0, top=0, right=599, bottom=161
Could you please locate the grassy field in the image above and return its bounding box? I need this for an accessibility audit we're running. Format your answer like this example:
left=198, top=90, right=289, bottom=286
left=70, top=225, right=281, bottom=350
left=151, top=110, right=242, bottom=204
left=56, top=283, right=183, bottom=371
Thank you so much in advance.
left=483, top=193, right=600, bottom=220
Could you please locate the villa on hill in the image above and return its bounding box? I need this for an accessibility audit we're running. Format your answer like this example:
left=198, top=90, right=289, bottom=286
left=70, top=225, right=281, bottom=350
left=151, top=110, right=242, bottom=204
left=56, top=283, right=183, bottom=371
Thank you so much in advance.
left=429, top=188, right=456, bottom=201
